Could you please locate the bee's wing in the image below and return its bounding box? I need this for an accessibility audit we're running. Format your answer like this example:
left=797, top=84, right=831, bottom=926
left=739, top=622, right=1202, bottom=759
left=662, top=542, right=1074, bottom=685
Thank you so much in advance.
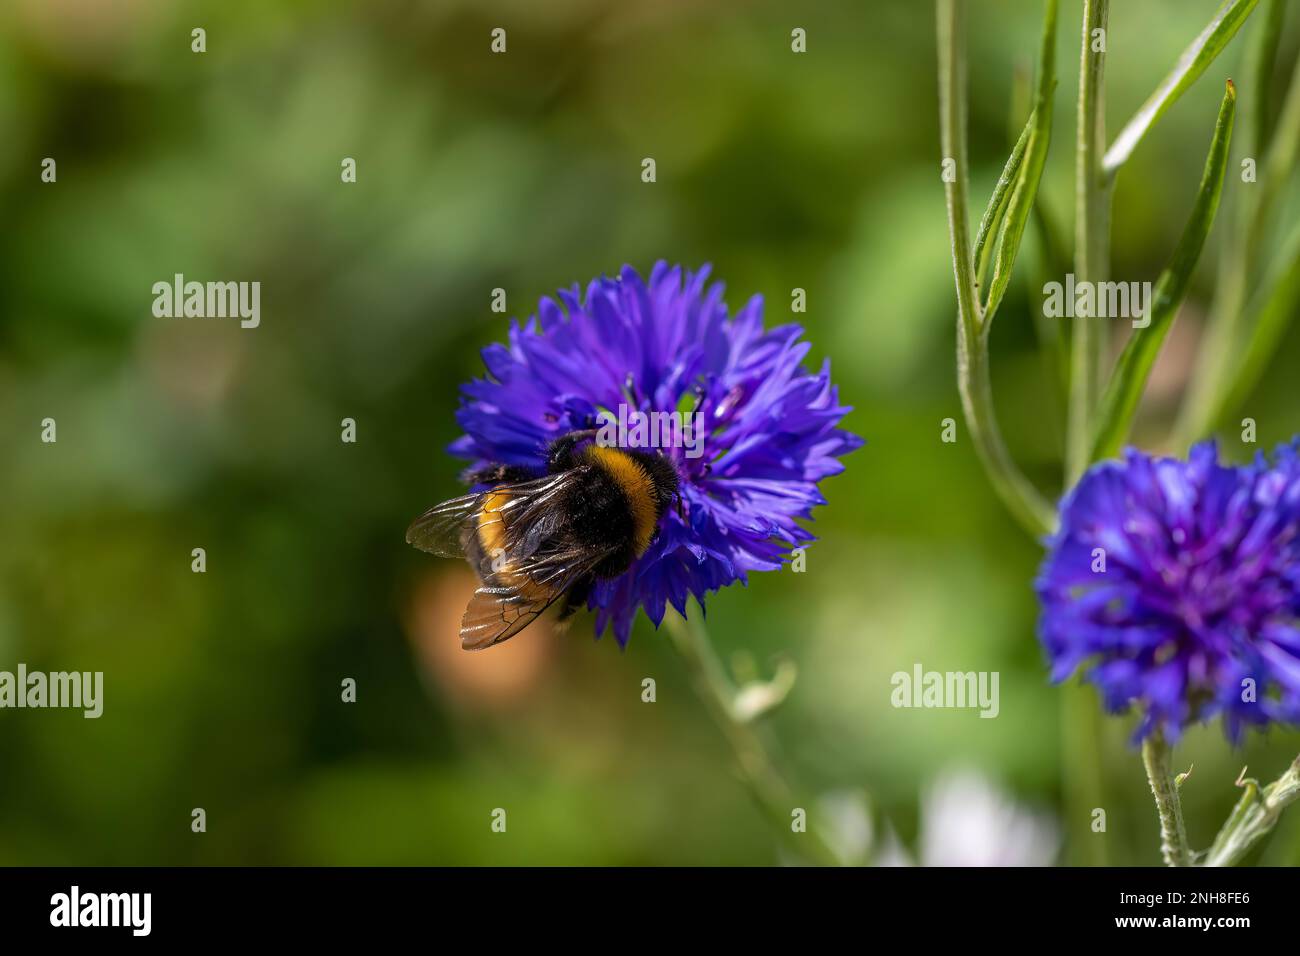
left=460, top=542, right=614, bottom=650
left=404, top=473, right=570, bottom=558
left=407, top=469, right=614, bottom=649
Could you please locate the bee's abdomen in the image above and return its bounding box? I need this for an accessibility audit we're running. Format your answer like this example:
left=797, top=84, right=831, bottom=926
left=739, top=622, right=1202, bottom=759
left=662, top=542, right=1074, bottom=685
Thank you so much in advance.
left=564, top=463, right=642, bottom=578
left=581, top=447, right=660, bottom=555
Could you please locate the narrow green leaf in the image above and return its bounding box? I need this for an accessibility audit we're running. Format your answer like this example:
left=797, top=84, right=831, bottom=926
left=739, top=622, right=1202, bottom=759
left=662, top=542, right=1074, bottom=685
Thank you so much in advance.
left=973, top=111, right=1033, bottom=293
left=1243, top=0, right=1286, bottom=157
left=1103, top=0, right=1256, bottom=177
left=1091, top=82, right=1236, bottom=461
left=1261, top=50, right=1300, bottom=190
left=1219, top=225, right=1300, bottom=420
left=981, top=0, right=1058, bottom=326
left=1174, top=48, right=1300, bottom=446
left=983, top=84, right=1055, bottom=324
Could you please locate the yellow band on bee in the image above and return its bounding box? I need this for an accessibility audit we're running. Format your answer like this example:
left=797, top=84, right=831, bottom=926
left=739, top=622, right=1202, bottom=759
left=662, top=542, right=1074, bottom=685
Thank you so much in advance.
left=474, top=489, right=557, bottom=600
left=476, top=490, right=511, bottom=557
left=584, top=445, right=657, bottom=555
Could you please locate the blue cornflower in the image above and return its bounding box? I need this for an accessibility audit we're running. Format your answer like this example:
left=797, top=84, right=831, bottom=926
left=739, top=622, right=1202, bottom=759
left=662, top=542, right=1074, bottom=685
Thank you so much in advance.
left=449, top=262, right=861, bottom=646
left=1036, top=441, right=1300, bottom=742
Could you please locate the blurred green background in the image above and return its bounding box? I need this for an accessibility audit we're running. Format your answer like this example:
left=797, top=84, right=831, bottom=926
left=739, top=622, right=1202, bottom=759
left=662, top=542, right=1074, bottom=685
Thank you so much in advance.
left=1, top=0, right=1298, bottom=866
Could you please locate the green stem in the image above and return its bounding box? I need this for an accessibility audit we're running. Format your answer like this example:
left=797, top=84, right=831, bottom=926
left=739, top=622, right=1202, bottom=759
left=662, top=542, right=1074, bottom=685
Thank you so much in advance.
left=960, top=327, right=1057, bottom=537
left=1203, top=756, right=1300, bottom=866
left=939, top=0, right=1057, bottom=539
left=1062, top=683, right=1108, bottom=864
left=1059, top=0, right=1112, bottom=867
left=1141, top=733, right=1192, bottom=866
left=663, top=608, right=846, bottom=866
left=938, top=0, right=982, bottom=346
left=1068, top=0, right=1111, bottom=484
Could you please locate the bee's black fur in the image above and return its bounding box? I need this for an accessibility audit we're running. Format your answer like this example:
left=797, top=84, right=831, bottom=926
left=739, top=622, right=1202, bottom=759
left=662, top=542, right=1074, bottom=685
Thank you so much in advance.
left=546, top=429, right=598, bottom=472
left=623, top=448, right=681, bottom=521
left=474, top=430, right=681, bottom=623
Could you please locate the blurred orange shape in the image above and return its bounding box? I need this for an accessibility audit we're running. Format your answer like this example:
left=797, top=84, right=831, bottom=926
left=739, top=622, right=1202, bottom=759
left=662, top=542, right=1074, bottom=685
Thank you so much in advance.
left=405, top=567, right=553, bottom=711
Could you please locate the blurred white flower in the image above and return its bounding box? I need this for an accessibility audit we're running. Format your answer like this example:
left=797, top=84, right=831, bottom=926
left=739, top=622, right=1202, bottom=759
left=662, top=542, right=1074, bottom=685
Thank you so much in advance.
left=882, top=767, right=1060, bottom=867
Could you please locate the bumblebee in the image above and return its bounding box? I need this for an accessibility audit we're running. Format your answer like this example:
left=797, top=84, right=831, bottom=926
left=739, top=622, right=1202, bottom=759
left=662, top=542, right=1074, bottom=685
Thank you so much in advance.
left=406, top=430, right=681, bottom=649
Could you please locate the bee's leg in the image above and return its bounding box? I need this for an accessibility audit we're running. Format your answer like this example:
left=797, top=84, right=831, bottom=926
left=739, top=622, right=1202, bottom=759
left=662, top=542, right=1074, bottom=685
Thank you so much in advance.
left=555, top=576, right=593, bottom=624
left=545, top=429, right=600, bottom=472
left=463, top=463, right=538, bottom=486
